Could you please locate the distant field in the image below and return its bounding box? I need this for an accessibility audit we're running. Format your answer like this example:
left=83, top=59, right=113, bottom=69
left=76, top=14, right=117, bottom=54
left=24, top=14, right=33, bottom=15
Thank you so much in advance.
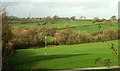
left=12, top=20, right=118, bottom=34
left=12, top=20, right=118, bottom=29
left=56, top=24, right=118, bottom=33
left=12, top=21, right=95, bottom=29
left=12, top=23, right=38, bottom=29
left=46, top=21, right=93, bottom=28
left=8, top=40, right=118, bottom=70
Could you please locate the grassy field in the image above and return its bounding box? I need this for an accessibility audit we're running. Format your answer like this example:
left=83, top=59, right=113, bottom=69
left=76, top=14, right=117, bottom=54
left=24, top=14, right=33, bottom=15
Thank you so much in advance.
left=56, top=24, right=118, bottom=33
left=8, top=40, right=118, bottom=70
left=46, top=21, right=93, bottom=28
left=12, top=20, right=118, bottom=34
left=12, top=23, right=38, bottom=29
left=12, top=20, right=118, bottom=29
left=11, top=21, right=100, bottom=29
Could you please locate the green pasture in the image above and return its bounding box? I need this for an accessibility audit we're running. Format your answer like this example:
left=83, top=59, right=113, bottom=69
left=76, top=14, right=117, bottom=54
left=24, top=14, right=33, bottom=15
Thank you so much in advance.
left=46, top=21, right=93, bottom=28
left=8, top=40, right=118, bottom=70
left=12, top=20, right=118, bottom=34
left=12, top=23, right=38, bottom=29
left=56, top=24, right=118, bottom=33
left=12, top=21, right=93, bottom=29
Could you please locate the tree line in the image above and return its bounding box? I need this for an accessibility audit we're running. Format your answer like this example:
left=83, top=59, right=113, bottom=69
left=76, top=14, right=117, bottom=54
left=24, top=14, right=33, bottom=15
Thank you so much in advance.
left=8, top=15, right=117, bottom=25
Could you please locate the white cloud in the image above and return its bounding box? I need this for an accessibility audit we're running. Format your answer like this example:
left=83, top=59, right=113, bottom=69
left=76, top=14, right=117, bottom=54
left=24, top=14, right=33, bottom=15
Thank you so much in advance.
left=1, top=0, right=120, bottom=2
left=4, top=1, right=119, bottom=19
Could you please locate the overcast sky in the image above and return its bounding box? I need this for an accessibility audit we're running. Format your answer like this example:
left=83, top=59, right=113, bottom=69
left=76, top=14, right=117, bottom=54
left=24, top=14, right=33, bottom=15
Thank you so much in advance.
left=1, top=0, right=119, bottom=19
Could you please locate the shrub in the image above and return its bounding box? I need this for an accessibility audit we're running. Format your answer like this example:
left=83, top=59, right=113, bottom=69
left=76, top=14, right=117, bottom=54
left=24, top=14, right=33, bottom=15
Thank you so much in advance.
left=66, top=33, right=80, bottom=45
left=54, top=29, right=73, bottom=45
left=2, top=14, right=13, bottom=56
left=94, top=35, right=103, bottom=42
left=67, top=32, right=93, bottom=44
left=2, top=9, right=14, bottom=69
left=47, top=28, right=57, bottom=36
left=64, top=23, right=69, bottom=28
left=103, top=28, right=118, bottom=40
left=91, top=31, right=103, bottom=36
left=80, top=33, right=91, bottom=43
left=12, top=26, right=49, bottom=49
left=104, top=20, right=112, bottom=25
left=54, top=33, right=66, bottom=45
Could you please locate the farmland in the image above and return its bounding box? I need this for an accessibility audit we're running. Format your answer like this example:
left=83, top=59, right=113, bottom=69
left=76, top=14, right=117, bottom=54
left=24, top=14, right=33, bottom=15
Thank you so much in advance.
left=56, top=23, right=118, bottom=33
left=2, top=1, right=119, bottom=71
left=12, top=21, right=94, bottom=28
left=12, top=20, right=118, bottom=33
left=12, top=20, right=117, bottom=28
left=8, top=40, right=118, bottom=70
left=6, top=18, right=118, bottom=70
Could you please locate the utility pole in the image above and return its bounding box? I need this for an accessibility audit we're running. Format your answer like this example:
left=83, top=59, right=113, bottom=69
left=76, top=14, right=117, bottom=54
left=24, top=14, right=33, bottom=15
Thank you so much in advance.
left=45, top=36, right=47, bottom=55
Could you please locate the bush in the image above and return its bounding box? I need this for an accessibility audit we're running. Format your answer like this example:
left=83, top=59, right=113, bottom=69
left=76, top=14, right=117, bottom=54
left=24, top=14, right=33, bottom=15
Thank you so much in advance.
left=79, top=33, right=91, bottom=43
left=2, top=10, right=14, bottom=69
left=2, top=16, right=13, bottom=56
left=103, top=28, right=118, bottom=40
left=12, top=25, right=119, bottom=48
left=104, top=20, right=112, bottom=25
left=91, top=31, right=103, bottom=36
left=54, top=29, right=73, bottom=45
left=64, top=23, right=69, bottom=28
left=47, top=28, right=57, bottom=36
left=66, top=33, right=80, bottom=45
left=94, top=35, right=103, bottom=42
left=64, top=32, right=94, bottom=45
left=54, top=33, right=66, bottom=45
left=12, top=27, right=48, bottom=49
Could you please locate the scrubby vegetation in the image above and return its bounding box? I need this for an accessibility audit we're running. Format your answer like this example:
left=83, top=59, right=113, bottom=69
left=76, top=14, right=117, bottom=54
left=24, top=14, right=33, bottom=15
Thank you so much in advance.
left=5, top=15, right=118, bottom=50
left=2, top=9, right=14, bottom=70
left=9, top=25, right=118, bottom=50
left=55, top=28, right=118, bottom=45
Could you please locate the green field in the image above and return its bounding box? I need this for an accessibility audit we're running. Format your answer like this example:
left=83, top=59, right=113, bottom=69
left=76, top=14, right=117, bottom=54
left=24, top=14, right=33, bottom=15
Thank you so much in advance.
left=12, top=21, right=97, bottom=29
left=12, top=20, right=118, bottom=34
left=12, top=23, right=38, bottom=29
left=8, top=40, right=118, bottom=70
left=12, top=20, right=118, bottom=29
left=57, top=24, right=118, bottom=33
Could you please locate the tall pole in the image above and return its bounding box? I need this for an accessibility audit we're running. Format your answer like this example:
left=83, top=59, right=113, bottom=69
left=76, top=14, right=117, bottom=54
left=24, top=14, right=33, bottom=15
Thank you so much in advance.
left=45, top=36, right=47, bottom=55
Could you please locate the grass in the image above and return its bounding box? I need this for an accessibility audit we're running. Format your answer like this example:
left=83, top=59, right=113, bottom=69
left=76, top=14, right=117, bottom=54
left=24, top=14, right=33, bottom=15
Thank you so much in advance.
left=46, top=21, right=93, bottom=28
left=12, top=20, right=118, bottom=29
left=12, top=20, right=118, bottom=34
left=56, top=24, right=118, bottom=33
left=8, top=40, right=118, bottom=70
left=12, top=23, right=38, bottom=29
left=12, top=21, right=93, bottom=29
